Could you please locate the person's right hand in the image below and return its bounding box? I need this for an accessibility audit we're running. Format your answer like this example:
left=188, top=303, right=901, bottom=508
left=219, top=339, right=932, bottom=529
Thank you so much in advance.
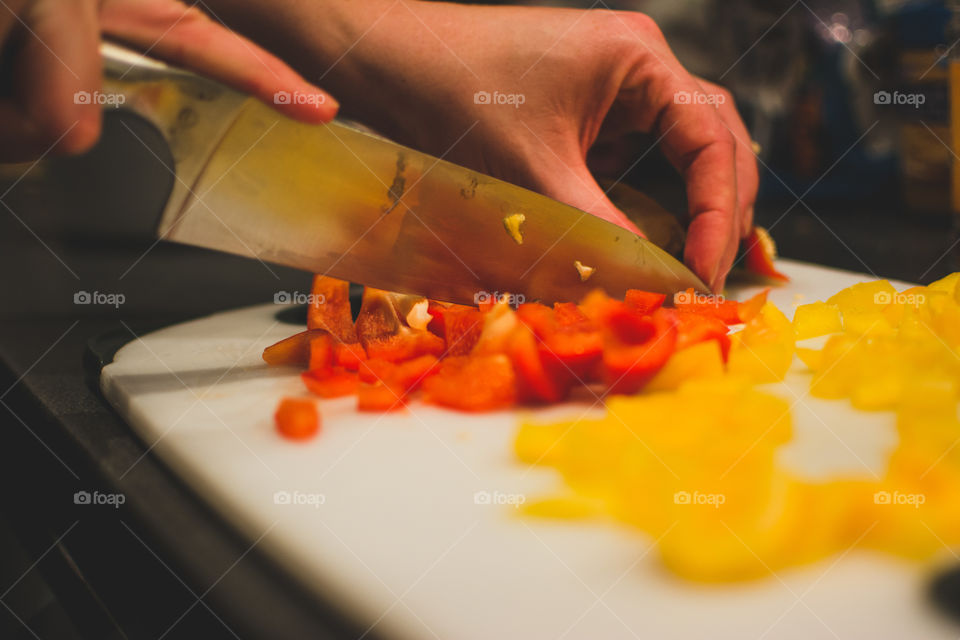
left=0, top=0, right=337, bottom=162
left=261, top=2, right=757, bottom=291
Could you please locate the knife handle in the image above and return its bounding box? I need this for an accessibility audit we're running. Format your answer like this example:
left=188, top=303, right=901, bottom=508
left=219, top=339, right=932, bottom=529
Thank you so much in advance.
left=100, top=41, right=249, bottom=228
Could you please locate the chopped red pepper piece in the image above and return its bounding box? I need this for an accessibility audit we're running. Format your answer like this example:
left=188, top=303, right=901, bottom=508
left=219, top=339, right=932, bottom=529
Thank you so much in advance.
left=307, top=276, right=358, bottom=341
left=673, top=289, right=742, bottom=325
left=274, top=397, right=320, bottom=440
left=423, top=355, right=517, bottom=412
left=309, top=334, right=334, bottom=371
left=742, top=227, right=789, bottom=282
left=624, top=289, right=666, bottom=315
left=359, top=355, right=440, bottom=391
left=506, top=326, right=569, bottom=403
left=357, top=381, right=407, bottom=412
left=602, top=308, right=678, bottom=394
left=301, top=368, right=359, bottom=398
left=356, top=288, right=446, bottom=362
left=673, top=311, right=731, bottom=361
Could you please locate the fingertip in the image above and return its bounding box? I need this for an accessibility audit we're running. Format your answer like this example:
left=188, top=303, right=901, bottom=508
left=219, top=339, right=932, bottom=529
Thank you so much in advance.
left=58, top=107, right=102, bottom=155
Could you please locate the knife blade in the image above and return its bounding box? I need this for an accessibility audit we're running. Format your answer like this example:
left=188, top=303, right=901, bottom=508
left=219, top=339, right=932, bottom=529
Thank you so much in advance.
left=102, top=42, right=708, bottom=306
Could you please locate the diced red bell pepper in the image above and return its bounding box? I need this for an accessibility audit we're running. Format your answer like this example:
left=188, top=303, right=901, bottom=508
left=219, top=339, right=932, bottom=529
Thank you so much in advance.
left=263, top=329, right=329, bottom=367
left=423, top=355, right=517, bottom=412
left=356, top=288, right=446, bottom=362
left=309, top=334, right=334, bottom=371
left=440, top=308, right=484, bottom=356
left=516, top=303, right=602, bottom=384
left=742, top=227, right=789, bottom=282
left=602, top=308, right=677, bottom=394
left=357, top=381, right=408, bottom=412
left=506, top=326, right=568, bottom=403
left=673, top=288, right=742, bottom=325
left=359, top=355, right=440, bottom=391
left=332, top=342, right=366, bottom=371
left=301, top=368, right=359, bottom=398
left=307, top=276, right=359, bottom=341
left=673, top=310, right=731, bottom=360
left=274, top=397, right=320, bottom=440
left=624, top=289, right=666, bottom=315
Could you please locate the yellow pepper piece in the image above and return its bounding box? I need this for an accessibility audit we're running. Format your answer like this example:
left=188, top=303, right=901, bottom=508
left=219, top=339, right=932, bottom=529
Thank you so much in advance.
left=792, top=301, right=842, bottom=339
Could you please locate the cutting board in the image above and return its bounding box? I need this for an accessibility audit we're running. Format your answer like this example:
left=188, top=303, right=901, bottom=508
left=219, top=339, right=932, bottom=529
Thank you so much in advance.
left=101, top=260, right=959, bottom=640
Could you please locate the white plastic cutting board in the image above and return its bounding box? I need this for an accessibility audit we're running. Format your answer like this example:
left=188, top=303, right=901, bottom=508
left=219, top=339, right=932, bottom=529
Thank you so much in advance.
left=101, top=260, right=960, bottom=640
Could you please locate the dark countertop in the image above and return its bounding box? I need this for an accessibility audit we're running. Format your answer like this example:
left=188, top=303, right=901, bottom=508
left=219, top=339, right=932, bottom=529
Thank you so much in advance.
left=0, top=112, right=958, bottom=639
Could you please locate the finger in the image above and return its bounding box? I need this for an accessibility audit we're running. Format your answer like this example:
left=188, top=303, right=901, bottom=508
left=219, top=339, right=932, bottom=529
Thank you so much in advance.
left=651, top=89, right=738, bottom=291
left=99, top=0, right=338, bottom=123
left=0, top=0, right=102, bottom=160
left=696, top=78, right=758, bottom=240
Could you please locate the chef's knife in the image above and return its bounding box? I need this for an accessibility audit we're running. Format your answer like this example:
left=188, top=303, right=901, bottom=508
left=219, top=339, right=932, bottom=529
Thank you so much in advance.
left=101, top=42, right=709, bottom=305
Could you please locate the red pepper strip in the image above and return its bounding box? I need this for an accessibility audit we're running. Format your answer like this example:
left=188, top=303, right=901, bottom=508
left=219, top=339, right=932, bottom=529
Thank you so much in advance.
left=742, top=227, right=789, bottom=282
left=301, top=368, right=359, bottom=398
left=274, top=397, right=320, bottom=440
left=673, top=288, right=742, bottom=325
left=333, top=342, right=366, bottom=371
left=357, top=381, right=408, bottom=412
left=263, top=329, right=329, bottom=366
left=359, top=355, right=440, bottom=391
left=516, top=303, right=602, bottom=385
left=506, top=326, right=568, bottom=403
left=307, top=276, right=358, bottom=340
left=440, top=307, right=484, bottom=356
left=306, top=276, right=368, bottom=369
left=673, top=311, right=731, bottom=361
left=355, top=288, right=445, bottom=362
left=624, top=289, right=666, bottom=315
left=426, top=300, right=450, bottom=338
left=602, top=308, right=677, bottom=394
left=309, top=334, right=334, bottom=371
left=423, top=355, right=517, bottom=412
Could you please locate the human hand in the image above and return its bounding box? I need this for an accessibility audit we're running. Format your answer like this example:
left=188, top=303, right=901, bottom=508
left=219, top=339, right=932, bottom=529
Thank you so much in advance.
left=0, top=0, right=337, bottom=162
